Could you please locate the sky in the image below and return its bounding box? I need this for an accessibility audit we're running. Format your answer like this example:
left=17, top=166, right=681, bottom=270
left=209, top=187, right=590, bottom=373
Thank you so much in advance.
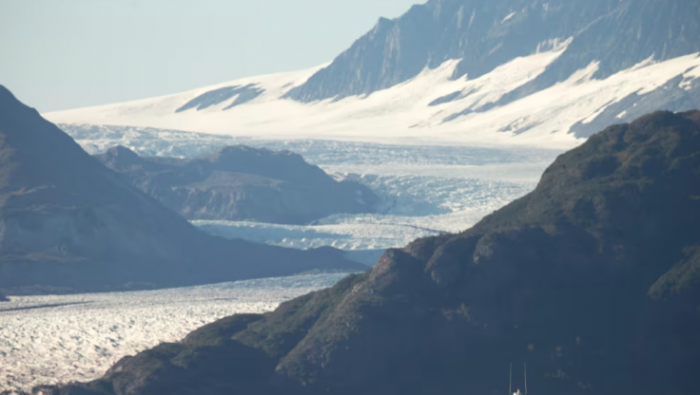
left=0, top=0, right=423, bottom=113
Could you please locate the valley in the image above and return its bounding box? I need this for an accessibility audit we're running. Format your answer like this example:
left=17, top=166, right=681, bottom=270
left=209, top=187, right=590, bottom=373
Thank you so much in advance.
left=2, top=0, right=700, bottom=393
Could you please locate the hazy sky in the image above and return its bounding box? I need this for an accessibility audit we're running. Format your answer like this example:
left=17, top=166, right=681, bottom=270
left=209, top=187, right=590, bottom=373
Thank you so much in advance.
left=0, top=0, right=422, bottom=112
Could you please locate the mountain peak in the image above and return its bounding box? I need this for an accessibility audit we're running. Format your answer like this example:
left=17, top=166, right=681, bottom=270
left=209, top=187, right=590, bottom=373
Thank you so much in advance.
left=0, top=85, right=16, bottom=103
left=0, top=84, right=41, bottom=127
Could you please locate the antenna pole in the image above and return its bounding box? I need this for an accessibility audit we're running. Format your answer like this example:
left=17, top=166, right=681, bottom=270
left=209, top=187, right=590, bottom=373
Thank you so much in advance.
left=509, top=362, right=512, bottom=394
left=524, top=362, right=528, bottom=394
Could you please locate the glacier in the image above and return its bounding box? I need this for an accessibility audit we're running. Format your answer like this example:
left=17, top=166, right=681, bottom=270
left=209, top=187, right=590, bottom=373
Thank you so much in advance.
left=0, top=274, right=348, bottom=393
left=59, top=124, right=554, bottom=261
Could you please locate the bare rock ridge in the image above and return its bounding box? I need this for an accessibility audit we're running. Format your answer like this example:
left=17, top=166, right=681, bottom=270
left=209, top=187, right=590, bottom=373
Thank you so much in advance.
left=0, top=86, right=365, bottom=295
left=286, top=0, right=700, bottom=105
left=46, top=110, right=700, bottom=395
left=94, top=145, right=378, bottom=225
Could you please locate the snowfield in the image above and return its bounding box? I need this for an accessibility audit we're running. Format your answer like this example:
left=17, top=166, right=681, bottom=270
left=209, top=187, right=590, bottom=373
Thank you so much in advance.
left=45, top=43, right=700, bottom=149
left=0, top=274, right=349, bottom=393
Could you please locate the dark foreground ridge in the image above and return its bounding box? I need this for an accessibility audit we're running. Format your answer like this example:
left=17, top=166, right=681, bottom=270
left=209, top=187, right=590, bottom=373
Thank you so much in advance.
left=43, top=110, right=700, bottom=394
left=95, top=145, right=377, bottom=225
left=0, top=86, right=365, bottom=295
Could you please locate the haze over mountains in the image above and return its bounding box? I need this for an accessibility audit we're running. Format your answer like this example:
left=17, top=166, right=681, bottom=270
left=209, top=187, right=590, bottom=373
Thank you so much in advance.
left=0, top=86, right=364, bottom=295
left=46, top=0, right=700, bottom=148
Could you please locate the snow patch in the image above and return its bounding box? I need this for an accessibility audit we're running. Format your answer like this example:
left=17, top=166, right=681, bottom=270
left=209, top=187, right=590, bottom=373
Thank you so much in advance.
left=680, top=65, right=700, bottom=90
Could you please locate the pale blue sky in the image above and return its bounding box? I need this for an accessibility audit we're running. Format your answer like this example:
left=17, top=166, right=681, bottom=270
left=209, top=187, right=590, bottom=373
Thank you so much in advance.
left=0, top=0, right=422, bottom=112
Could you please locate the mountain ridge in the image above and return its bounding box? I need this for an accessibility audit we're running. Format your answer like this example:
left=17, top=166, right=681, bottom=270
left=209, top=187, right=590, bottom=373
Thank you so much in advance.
left=286, top=0, right=700, bottom=103
left=94, top=145, right=378, bottom=224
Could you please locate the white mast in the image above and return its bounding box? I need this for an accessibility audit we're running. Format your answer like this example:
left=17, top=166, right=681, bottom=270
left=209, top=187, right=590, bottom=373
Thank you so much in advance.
left=524, top=362, right=528, bottom=394
left=509, top=362, right=513, bottom=394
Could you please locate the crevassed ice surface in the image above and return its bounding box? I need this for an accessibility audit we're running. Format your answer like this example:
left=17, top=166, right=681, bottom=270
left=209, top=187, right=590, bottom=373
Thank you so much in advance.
left=194, top=175, right=535, bottom=252
left=60, top=126, right=557, bottom=256
left=0, top=274, right=348, bottom=393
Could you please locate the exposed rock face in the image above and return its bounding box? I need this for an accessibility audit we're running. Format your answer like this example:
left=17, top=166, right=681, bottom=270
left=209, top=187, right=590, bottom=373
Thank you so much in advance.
left=48, top=110, right=700, bottom=395
left=0, top=86, right=366, bottom=294
left=94, top=145, right=377, bottom=225
left=286, top=0, right=700, bottom=104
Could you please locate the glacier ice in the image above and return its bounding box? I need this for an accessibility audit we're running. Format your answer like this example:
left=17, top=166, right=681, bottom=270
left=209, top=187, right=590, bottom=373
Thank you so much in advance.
left=0, top=274, right=348, bottom=393
left=59, top=125, right=554, bottom=256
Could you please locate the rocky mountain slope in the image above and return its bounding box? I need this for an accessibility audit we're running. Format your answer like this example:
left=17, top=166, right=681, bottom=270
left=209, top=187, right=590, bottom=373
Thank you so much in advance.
left=287, top=0, right=700, bottom=102
left=44, top=110, right=700, bottom=394
left=45, top=0, right=700, bottom=147
left=94, top=145, right=377, bottom=224
left=0, top=86, right=365, bottom=295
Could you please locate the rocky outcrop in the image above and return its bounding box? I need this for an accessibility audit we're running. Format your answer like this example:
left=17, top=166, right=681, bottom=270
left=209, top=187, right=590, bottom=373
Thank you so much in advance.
left=286, top=0, right=700, bottom=103
left=0, top=86, right=366, bottom=295
left=94, top=145, right=377, bottom=225
left=46, top=110, right=700, bottom=395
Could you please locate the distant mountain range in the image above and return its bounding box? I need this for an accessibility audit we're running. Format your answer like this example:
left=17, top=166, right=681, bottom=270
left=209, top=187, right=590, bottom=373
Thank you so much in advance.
left=0, top=86, right=365, bottom=295
left=45, top=110, right=700, bottom=394
left=46, top=0, right=700, bottom=148
left=94, top=145, right=377, bottom=225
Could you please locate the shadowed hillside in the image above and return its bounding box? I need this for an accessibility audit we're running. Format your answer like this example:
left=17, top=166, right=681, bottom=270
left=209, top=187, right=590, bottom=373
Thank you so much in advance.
left=94, top=145, right=377, bottom=225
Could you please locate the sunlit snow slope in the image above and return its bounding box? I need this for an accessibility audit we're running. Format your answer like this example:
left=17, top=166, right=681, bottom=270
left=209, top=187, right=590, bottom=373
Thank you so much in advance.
left=46, top=46, right=700, bottom=149
left=45, top=0, right=700, bottom=148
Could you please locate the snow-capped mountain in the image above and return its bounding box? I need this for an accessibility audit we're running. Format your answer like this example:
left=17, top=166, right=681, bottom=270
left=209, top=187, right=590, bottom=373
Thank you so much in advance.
left=46, top=0, right=700, bottom=149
